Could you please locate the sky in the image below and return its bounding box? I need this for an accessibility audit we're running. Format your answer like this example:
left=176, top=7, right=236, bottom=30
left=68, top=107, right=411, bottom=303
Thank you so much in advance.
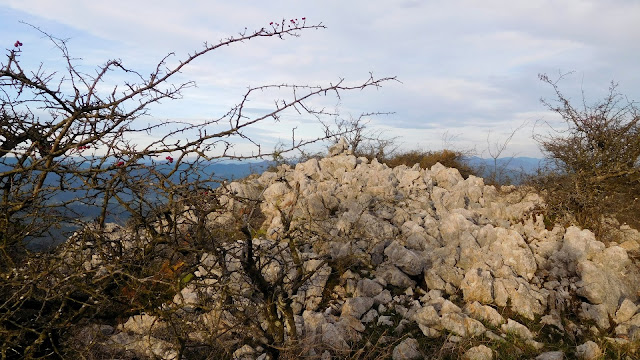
left=1, top=0, right=639, bottom=158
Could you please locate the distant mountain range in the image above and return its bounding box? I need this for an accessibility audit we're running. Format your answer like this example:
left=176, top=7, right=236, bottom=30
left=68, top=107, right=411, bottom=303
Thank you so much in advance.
left=203, top=156, right=549, bottom=185
left=1, top=156, right=546, bottom=188
left=0, top=159, right=276, bottom=249
left=210, top=157, right=549, bottom=182
left=465, top=156, right=550, bottom=184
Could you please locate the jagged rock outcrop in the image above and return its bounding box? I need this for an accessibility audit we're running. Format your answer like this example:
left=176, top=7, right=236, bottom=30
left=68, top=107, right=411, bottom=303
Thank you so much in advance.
left=80, top=143, right=640, bottom=359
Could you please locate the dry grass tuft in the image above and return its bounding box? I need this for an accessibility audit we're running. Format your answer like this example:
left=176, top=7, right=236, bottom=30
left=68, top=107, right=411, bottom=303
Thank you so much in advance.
left=381, top=149, right=477, bottom=179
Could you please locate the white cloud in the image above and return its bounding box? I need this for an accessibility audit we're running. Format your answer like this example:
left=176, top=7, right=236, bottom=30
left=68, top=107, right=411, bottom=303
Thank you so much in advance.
left=2, top=0, right=639, bottom=157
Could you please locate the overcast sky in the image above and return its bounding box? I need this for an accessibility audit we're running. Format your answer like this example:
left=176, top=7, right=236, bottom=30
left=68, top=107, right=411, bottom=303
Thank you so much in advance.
left=2, top=0, right=639, bottom=158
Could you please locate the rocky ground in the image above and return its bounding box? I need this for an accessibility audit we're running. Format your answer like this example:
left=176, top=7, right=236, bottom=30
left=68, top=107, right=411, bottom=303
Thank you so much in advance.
left=76, top=139, right=640, bottom=359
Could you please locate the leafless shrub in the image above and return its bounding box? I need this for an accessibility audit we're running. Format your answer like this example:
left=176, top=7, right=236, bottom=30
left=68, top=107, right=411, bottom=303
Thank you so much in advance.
left=331, top=113, right=399, bottom=160
left=0, top=20, right=395, bottom=358
left=531, top=72, right=640, bottom=234
left=481, top=121, right=528, bottom=185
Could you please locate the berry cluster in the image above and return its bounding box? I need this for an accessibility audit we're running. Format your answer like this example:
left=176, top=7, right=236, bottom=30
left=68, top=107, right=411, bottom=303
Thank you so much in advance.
left=269, top=17, right=306, bottom=27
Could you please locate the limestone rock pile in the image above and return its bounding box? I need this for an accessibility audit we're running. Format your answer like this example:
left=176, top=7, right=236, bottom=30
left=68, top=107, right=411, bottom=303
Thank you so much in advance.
left=94, top=144, right=640, bottom=359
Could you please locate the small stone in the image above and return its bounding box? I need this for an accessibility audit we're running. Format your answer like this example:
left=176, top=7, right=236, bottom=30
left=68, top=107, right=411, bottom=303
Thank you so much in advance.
left=378, top=304, right=387, bottom=313
left=462, top=344, right=493, bottom=360
left=384, top=241, right=426, bottom=276
left=501, top=319, right=534, bottom=340
left=464, top=317, right=486, bottom=337
left=377, top=316, right=394, bottom=327
left=424, top=270, right=447, bottom=290
left=405, top=287, right=414, bottom=296
left=413, top=305, right=440, bottom=328
left=535, top=351, right=564, bottom=360
left=484, top=331, right=504, bottom=342
left=233, top=344, right=256, bottom=360
left=575, top=341, right=601, bottom=360
left=121, top=314, right=164, bottom=335
left=338, top=315, right=365, bottom=333
left=361, top=309, right=378, bottom=324
left=619, top=239, right=640, bottom=253
left=540, top=314, right=564, bottom=332
left=341, top=297, right=374, bottom=319
left=418, top=325, right=441, bottom=338
left=376, top=264, right=416, bottom=288
left=441, top=313, right=467, bottom=337
left=446, top=335, right=463, bottom=343
left=525, top=339, right=544, bottom=350
left=392, top=337, right=421, bottom=360
left=374, top=290, right=393, bottom=305
left=461, top=268, right=494, bottom=303
left=440, top=299, right=462, bottom=314
left=615, top=298, right=638, bottom=324
left=394, top=319, right=411, bottom=334
left=580, top=302, right=610, bottom=330
left=604, top=336, right=629, bottom=347
left=464, top=302, right=505, bottom=327
left=321, top=323, right=349, bottom=352
left=356, top=278, right=384, bottom=297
